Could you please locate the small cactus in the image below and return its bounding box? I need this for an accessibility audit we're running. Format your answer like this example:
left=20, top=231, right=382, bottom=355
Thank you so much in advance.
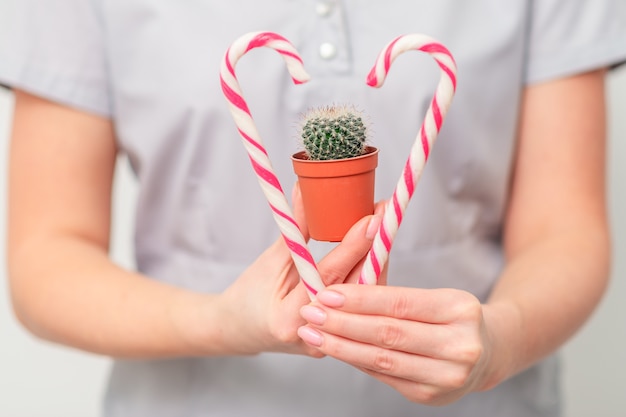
left=300, top=105, right=368, bottom=161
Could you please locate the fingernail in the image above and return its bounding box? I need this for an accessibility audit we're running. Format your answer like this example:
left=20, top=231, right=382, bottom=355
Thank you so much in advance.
left=374, top=200, right=387, bottom=216
left=300, top=305, right=327, bottom=325
left=317, top=290, right=345, bottom=307
left=366, top=215, right=382, bottom=240
left=297, top=326, right=323, bottom=347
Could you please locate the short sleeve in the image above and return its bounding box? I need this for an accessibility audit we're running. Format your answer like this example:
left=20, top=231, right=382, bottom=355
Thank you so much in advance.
left=525, top=0, right=626, bottom=84
left=0, top=0, right=111, bottom=116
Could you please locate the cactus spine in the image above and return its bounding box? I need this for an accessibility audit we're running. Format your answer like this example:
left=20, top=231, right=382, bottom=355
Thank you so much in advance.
left=300, top=105, right=368, bottom=161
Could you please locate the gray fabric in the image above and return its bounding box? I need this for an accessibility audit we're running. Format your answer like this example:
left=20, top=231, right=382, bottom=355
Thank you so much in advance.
left=1, top=0, right=625, bottom=416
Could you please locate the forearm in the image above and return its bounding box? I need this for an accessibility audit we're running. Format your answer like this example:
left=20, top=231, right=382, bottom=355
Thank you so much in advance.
left=9, top=235, right=226, bottom=358
left=479, top=69, right=611, bottom=389
left=481, top=225, right=610, bottom=389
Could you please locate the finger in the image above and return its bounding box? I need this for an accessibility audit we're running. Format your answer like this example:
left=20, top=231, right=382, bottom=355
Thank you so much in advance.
left=297, top=325, right=469, bottom=388
left=300, top=304, right=482, bottom=361
left=340, top=199, right=386, bottom=285
left=291, top=182, right=310, bottom=242
left=317, top=214, right=382, bottom=286
left=343, top=257, right=367, bottom=284
left=357, top=367, right=452, bottom=406
left=374, top=199, right=388, bottom=216
left=316, top=285, right=482, bottom=324
left=282, top=279, right=317, bottom=319
left=377, top=261, right=389, bottom=286
left=261, top=239, right=307, bottom=298
left=341, top=250, right=388, bottom=285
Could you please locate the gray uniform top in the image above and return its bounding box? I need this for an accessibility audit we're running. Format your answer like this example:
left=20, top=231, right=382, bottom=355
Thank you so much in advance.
left=2, top=0, right=626, bottom=416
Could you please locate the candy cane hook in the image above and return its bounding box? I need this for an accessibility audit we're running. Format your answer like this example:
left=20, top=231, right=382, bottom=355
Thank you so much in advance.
left=359, top=34, right=458, bottom=285
left=220, top=31, right=324, bottom=298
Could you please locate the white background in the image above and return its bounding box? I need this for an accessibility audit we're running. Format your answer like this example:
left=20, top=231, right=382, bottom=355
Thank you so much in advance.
left=1, top=67, right=625, bottom=416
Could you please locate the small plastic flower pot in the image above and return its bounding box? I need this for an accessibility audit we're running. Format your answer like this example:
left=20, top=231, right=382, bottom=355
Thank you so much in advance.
left=291, top=146, right=379, bottom=242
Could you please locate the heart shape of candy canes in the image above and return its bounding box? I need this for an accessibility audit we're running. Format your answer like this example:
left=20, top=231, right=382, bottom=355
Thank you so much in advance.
left=220, top=31, right=457, bottom=299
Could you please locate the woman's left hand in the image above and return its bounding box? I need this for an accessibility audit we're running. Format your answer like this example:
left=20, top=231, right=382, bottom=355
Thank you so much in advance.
left=297, top=284, right=498, bottom=405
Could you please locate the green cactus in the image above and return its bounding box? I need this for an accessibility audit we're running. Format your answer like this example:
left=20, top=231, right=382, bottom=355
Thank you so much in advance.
left=300, top=105, right=368, bottom=161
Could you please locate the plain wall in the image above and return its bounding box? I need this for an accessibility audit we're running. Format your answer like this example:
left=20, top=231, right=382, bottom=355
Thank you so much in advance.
left=1, top=67, right=625, bottom=416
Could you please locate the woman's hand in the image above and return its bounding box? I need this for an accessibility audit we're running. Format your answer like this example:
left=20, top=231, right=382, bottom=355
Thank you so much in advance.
left=297, top=285, right=498, bottom=405
left=296, top=69, right=612, bottom=405
left=214, top=187, right=383, bottom=357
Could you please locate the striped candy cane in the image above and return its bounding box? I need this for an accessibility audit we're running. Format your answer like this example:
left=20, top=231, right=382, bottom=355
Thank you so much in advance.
left=220, top=31, right=324, bottom=298
left=359, top=34, right=458, bottom=285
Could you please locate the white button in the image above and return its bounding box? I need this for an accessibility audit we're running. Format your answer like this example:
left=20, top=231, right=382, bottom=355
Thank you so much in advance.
left=319, top=42, right=337, bottom=60
left=315, top=2, right=333, bottom=17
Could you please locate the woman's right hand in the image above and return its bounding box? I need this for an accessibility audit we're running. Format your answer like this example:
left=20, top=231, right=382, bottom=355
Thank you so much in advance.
left=214, top=186, right=382, bottom=357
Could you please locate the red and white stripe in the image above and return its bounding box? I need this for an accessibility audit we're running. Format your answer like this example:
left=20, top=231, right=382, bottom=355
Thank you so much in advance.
left=220, top=31, right=323, bottom=298
left=359, top=34, right=458, bottom=285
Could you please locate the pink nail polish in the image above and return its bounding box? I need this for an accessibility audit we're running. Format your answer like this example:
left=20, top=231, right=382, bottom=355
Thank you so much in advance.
left=297, top=326, right=323, bottom=347
left=300, top=305, right=327, bottom=325
left=317, top=290, right=345, bottom=307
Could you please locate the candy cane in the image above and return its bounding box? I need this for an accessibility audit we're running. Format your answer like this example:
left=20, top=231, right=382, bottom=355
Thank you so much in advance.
left=220, top=31, right=324, bottom=298
left=359, top=34, right=458, bottom=285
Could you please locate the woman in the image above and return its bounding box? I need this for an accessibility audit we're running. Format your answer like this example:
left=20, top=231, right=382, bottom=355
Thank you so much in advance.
left=2, top=1, right=625, bottom=416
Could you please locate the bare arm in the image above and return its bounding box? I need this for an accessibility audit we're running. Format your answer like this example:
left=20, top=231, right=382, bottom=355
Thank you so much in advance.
left=7, top=90, right=220, bottom=357
left=484, top=68, right=611, bottom=386
left=297, top=69, right=611, bottom=404
left=7, top=90, right=381, bottom=358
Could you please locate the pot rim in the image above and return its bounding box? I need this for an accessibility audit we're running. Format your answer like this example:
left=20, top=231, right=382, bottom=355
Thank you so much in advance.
left=291, top=146, right=379, bottom=178
left=291, top=146, right=378, bottom=162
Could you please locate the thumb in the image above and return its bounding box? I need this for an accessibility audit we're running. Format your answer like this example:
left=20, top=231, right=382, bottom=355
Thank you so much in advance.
left=291, top=182, right=310, bottom=242
left=317, top=213, right=381, bottom=286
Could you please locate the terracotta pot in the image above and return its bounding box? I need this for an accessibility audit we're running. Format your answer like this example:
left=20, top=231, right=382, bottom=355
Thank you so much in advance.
left=291, top=146, right=379, bottom=242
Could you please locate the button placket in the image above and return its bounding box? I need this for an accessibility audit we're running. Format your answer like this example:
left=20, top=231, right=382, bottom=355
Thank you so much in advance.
left=310, top=0, right=350, bottom=74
